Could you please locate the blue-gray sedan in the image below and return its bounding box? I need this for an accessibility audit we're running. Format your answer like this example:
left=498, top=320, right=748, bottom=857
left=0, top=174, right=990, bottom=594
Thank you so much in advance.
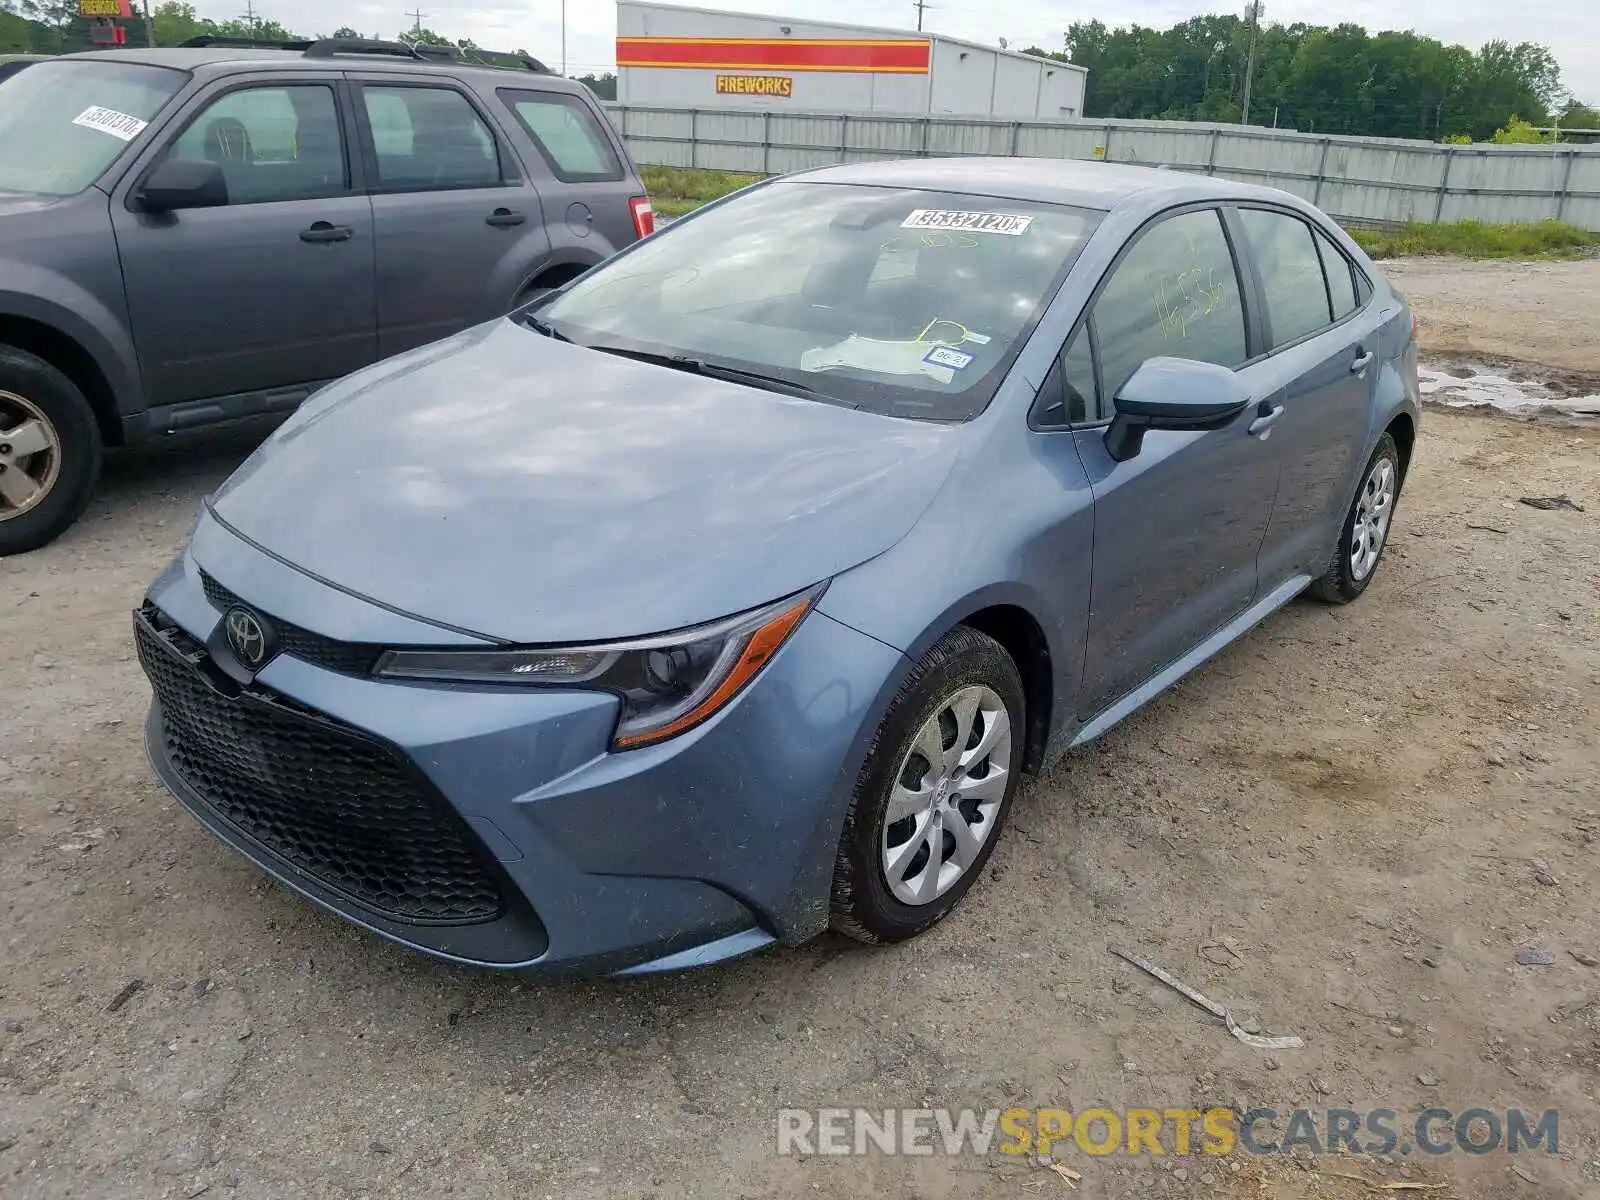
left=135, top=158, right=1419, bottom=976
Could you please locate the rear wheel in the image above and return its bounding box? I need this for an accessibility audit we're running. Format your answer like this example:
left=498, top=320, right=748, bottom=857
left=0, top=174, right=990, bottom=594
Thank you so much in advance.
left=830, top=626, right=1024, bottom=944
left=0, top=346, right=102, bottom=556
left=1308, top=432, right=1401, bottom=604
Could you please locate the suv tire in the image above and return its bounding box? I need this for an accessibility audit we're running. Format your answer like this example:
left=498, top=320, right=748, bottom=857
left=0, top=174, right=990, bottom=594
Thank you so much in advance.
left=0, top=345, right=102, bottom=556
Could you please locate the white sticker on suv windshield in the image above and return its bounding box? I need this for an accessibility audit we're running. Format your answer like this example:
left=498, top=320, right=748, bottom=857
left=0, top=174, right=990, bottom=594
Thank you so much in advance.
left=71, top=106, right=148, bottom=142
left=902, top=209, right=1033, bottom=236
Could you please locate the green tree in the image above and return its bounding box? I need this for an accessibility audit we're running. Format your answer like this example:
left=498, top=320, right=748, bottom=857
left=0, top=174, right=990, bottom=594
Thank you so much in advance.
left=1558, top=99, right=1600, bottom=131
left=576, top=71, right=616, bottom=100
left=151, top=0, right=209, bottom=46
left=1489, top=114, right=1552, bottom=143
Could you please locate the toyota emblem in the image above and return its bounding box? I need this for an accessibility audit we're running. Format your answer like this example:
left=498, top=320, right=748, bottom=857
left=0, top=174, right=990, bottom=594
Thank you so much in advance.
left=223, top=606, right=271, bottom=669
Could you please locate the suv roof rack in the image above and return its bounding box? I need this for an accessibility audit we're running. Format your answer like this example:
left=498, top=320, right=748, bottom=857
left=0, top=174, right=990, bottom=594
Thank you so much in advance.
left=303, top=37, right=427, bottom=60
left=410, top=42, right=553, bottom=73
left=178, top=33, right=554, bottom=73
left=179, top=35, right=314, bottom=50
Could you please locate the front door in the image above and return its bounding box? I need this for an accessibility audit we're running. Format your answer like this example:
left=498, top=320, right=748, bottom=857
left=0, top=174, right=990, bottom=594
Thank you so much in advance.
left=111, top=77, right=376, bottom=407
left=1067, top=206, right=1283, bottom=716
left=351, top=79, right=551, bottom=358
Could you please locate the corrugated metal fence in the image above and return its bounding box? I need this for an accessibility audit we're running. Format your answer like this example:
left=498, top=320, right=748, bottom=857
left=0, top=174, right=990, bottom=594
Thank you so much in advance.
left=603, top=103, right=1600, bottom=231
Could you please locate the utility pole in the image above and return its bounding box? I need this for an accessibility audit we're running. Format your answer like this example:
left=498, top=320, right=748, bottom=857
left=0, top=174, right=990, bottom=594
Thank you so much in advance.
left=405, top=6, right=425, bottom=38
left=1240, top=0, right=1262, bottom=125
left=239, top=0, right=259, bottom=37
left=913, top=0, right=930, bottom=32
left=143, top=0, right=154, bottom=46
left=561, top=0, right=566, bottom=75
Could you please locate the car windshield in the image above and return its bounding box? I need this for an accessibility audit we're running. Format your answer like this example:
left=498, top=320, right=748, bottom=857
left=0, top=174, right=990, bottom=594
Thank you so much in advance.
left=0, top=60, right=186, bottom=197
left=537, top=181, right=1103, bottom=421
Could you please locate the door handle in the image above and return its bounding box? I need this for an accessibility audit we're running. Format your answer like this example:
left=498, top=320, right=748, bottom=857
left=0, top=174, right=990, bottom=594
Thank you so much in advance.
left=1350, top=350, right=1375, bottom=373
left=486, top=208, right=527, bottom=228
left=1248, top=403, right=1286, bottom=438
left=300, top=222, right=352, bottom=244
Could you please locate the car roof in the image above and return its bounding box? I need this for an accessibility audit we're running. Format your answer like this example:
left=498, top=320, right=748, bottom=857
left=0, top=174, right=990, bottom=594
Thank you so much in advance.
left=52, top=47, right=592, bottom=94
left=786, top=156, right=1289, bottom=213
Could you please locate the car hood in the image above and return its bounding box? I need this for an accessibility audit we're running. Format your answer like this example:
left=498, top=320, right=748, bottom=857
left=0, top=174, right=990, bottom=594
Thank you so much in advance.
left=210, top=319, right=963, bottom=644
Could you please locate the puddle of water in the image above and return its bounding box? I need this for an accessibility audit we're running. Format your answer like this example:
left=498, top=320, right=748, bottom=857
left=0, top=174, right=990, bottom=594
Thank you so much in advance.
left=1418, top=363, right=1600, bottom=417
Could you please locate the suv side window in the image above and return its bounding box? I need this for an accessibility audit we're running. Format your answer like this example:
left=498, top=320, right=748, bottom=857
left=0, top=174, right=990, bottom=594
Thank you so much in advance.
left=1314, top=226, right=1359, bottom=320
left=498, top=89, right=622, bottom=182
left=360, top=85, right=502, bottom=190
left=1238, top=208, right=1334, bottom=348
left=1091, top=207, right=1248, bottom=416
left=164, top=84, right=348, bottom=204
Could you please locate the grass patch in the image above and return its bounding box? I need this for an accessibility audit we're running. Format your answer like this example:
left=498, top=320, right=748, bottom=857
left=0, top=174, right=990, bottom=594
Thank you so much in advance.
left=1347, top=219, right=1600, bottom=260
left=641, top=165, right=763, bottom=216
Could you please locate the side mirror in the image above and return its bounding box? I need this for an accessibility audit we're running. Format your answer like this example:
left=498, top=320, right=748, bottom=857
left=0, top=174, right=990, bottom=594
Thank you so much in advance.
left=1103, top=356, right=1250, bottom=462
left=136, top=159, right=228, bottom=213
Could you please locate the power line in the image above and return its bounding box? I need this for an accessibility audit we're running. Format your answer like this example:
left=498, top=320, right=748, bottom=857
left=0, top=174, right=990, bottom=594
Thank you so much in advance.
left=405, top=6, right=425, bottom=37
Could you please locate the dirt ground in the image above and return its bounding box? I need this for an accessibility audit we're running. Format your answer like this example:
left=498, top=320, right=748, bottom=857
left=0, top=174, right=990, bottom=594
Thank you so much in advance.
left=3, top=258, right=1599, bottom=1200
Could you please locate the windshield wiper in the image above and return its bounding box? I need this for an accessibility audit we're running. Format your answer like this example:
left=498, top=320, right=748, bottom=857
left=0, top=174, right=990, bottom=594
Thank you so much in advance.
left=583, top=343, right=832, bottom=402
left=520, top=312, right=571, bottom=342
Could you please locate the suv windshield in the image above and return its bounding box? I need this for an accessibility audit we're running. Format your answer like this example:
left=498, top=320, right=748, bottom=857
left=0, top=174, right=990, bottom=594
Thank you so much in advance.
left=538, top=181, right=1102, bottom=421
left=0, top=60, right=186, bottom=197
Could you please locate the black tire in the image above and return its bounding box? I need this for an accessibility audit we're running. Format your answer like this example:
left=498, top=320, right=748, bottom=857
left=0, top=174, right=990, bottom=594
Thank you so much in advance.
left=0, top=345, right=102, bottom=557
left=830, top=625, right=1025, bottom=944
left=1308, top=432, right=1402, bottom=604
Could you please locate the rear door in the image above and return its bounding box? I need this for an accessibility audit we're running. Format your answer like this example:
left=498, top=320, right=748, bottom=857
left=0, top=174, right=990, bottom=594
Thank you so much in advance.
left=493, top=85, right=639, bottom=255
left=1231, top=206, right=1381, bottom=589
left=350, top=75, right=550, bottom=357
left=111, top=75, right=376, bottom=408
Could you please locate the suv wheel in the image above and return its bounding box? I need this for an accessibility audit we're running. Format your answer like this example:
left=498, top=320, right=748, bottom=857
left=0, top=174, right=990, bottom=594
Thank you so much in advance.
left=0, top=346, right=102, bottom=556
left=830, top=626, right=1025, bottom=944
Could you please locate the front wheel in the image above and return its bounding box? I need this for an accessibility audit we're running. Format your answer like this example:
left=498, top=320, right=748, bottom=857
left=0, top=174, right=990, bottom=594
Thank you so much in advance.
left=830, top=626, right=1025, bottom=944
left=1308, top=432, right=1401, bottom=604
left=0, top=346, right=102, bottom=556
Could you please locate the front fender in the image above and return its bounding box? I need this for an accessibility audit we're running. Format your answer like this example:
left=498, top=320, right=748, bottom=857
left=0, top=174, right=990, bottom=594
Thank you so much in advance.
left=0, top=268, right=143, bottom=415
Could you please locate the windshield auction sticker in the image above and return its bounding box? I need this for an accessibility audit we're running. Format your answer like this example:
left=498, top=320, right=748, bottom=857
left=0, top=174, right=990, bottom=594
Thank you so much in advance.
left=902, top=210, right=1033, bottom=235
left=71, top=106, right=149, bottom=142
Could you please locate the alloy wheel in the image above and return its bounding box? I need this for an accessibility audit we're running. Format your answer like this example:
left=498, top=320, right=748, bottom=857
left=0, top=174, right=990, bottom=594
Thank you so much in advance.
left=881, top=684, right=1013, bottom=906
left=0, top=389, right=62, bottom=522
left=1349, top=454, right=1395, bottom=582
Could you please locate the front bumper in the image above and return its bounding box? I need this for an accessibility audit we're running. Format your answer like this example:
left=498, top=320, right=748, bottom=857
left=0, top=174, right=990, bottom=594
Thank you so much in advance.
left=137, top=518, right=905, bottom=977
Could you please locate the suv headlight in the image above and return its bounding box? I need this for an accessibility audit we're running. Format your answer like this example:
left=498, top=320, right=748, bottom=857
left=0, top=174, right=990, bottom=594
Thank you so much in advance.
left=373, top=584, right=824, bottom=750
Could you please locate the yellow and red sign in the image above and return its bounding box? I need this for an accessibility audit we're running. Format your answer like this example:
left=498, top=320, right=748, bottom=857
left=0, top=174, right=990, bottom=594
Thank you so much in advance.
left=715, top=74, right=793, bottom=97
left=617, top=36, right=931, bottom=74
left=78, top=0, right=133, bottom=16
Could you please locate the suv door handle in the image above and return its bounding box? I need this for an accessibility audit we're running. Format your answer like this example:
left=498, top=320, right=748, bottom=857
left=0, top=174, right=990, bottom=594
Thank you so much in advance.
left=1350, top=350, right=1375, bottom=373
left=1248, top=403, right=1286, bottom=438
left=486, top=208, right=527, bottom=228
left=300, top=222, right=352, bottom=244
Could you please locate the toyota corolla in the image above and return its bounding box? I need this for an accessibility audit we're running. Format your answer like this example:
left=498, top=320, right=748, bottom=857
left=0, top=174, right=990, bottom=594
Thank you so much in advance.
left=135, top=157, right=1419, bottom=976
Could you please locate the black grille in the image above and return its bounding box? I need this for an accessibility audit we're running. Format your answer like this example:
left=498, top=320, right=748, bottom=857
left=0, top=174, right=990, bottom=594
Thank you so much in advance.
left=137, top=607, right=505, bottom=924
left=200, top=570, right=382, bottom=677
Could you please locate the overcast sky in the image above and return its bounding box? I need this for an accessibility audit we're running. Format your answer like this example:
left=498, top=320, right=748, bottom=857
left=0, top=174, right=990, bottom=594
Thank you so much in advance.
left=230, top=0, right=1599, bottom=103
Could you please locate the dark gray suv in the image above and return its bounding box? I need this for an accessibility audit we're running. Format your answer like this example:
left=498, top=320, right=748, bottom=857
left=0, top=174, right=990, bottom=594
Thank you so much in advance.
left=0, top=38, right=652, bottom=554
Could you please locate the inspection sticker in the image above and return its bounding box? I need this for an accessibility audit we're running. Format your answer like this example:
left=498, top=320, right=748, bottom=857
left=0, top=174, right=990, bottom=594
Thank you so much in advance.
left=71, top=106, right=148, bottom=142
left=902, top=209, right=1033, bottom=236
left=923, top=345, right=975, bottom=371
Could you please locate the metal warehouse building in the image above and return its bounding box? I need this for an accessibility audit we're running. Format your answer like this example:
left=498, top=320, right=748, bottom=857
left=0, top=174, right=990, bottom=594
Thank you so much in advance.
left=616, top=1, right=1087, bottom=118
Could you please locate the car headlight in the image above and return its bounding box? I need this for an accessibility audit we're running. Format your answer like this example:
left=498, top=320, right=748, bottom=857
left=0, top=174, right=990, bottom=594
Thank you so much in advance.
left=373, top=584, right=824, bottom=750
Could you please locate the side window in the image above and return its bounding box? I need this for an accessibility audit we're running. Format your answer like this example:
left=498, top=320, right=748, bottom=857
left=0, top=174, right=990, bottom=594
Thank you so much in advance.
left=360, top=85, right=501, bottom=190
left=1314, top=227, right=1359, bottom=320
left=498, top=90, right=622, bottom=182
left=1238, top=209, right=1334, bottom=348
left=1092, top=208, right=1248, bottom=407
left=164, top=84, right=347, bottom=204
left=1034, top=325, right=1099, bottom=428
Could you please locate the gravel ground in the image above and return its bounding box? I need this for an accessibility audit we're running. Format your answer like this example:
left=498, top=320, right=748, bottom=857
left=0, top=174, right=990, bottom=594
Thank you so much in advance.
left=3, top=259, right=1600, bottom=1199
